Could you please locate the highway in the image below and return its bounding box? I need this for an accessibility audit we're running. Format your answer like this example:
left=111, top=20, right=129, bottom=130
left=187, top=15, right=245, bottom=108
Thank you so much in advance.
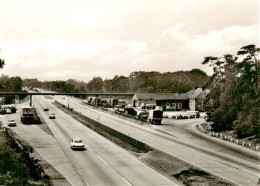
left=32, top=95, right=176, bottom=186
left=54, top=95, right=260, bottom=186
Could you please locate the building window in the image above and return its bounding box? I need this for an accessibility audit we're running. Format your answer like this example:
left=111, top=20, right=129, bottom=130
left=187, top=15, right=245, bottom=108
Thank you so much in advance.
left=189, top=101, right=195, bottom=107
left=178, top=103, right=182, bottom=109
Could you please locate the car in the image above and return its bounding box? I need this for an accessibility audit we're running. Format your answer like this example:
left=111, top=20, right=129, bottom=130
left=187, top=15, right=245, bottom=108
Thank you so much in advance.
left=114, top=105, right=125, bottom=112
left=138, top=111, right=149, bottom=120
left=43, top=107, right=49, bottom=111
left=49, top=113, right=55, bottom=119
left=8, top=119, right=16, bottom=127
left=5, top=108, right=12, bottom=114
left=124, top=106, right=137, bottom=116
left=71, top=138, right=85, bottom=150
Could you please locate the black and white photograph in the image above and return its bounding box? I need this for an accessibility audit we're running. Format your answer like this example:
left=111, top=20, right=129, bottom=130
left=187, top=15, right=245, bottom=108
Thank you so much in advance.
left=0, top=0, right=259, bottom=185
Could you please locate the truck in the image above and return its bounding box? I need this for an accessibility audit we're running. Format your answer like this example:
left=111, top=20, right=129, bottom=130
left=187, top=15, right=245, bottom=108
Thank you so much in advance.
left=100, top=99, right=109, bottom=107
left=21, top=106, right=34, bottom=124
left=107, top=98, right=118, bottom=107
left=147, top=110, right=163, bottom=125
left=90, top=97, right=101, bottom=106
left=118, top=99, right=126, bottom=106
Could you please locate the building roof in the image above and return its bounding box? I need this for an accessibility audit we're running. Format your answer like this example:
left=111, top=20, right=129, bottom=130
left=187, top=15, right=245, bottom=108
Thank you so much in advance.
left=132, top=93, right=188, bottom=101
left=186, top=88, right=210, bottom=99
left=131, top=88, right=209, bottom=101
left=185, top=88, right=202, bottom=99
left=196, top=89, right=210, bottom=99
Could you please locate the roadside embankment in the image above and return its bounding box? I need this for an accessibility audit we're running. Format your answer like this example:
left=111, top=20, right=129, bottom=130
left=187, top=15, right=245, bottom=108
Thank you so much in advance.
left=196, top=123, right=260, bottom=151
left=0, top=126, right=49, bottom=185
left=0, top=124, right=70, bottom=186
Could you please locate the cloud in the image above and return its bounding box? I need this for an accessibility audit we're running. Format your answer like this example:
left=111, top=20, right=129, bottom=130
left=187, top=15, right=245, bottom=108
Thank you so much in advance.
left=157, top=23, right=259, bottom=58
left=0, top=0, right=259, bottom=81
left=1, top=24, right=259, bottom=81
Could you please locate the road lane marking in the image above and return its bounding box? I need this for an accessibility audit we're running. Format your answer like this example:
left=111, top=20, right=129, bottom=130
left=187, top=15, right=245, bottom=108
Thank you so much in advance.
left=97, top=155, right=108, bottom=165
left=122, top=177, right=132, bottom=186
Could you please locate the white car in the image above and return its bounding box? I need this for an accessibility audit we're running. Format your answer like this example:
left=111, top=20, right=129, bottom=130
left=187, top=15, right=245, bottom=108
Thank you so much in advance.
left=71, top=138, right=85, bottom=150
left=49, top=113, right=55, bottom=119
left=6, top=108, right=12, bottom=114
left=8, top=119, right=16, bottom=127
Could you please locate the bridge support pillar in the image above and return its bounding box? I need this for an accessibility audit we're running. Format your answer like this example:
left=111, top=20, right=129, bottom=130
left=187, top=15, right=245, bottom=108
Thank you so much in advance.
left=29, top=95, right=32, bottom=107
left=95, top=95, right=98, bottom=108
left=68, top=95, right=70, bottom=110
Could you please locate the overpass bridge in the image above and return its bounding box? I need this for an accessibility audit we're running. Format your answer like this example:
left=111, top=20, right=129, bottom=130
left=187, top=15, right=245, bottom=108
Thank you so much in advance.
left=0, top=92, right=135, bottom=106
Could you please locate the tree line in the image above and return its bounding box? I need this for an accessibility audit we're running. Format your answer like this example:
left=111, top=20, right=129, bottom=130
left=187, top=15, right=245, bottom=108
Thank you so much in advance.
left=202, top=44, right=260, bottom=140
left=23, top=69, right=209, bottom=95
left=0, top=75, right=25, bottom=104
left=1, top=44, right=259, bottom=141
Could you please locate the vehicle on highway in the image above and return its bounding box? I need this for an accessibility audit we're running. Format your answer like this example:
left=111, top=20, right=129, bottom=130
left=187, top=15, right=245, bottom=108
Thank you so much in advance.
left=114, top=104, right=125, bottom=112
left=10, top=105, right=17, bottom=113
left=118, top=99, right=126, bottom=106
left=107, top=98, right=118, bottom=107
left=43, top=107, right=49, bottom=111
left=101, top=99, right=109, bottom=107
left=138, top=111, right=149, bottom=120
left=21, top=106, right=35, bottom=124
left=143, top=104, right=156, bottom=111
left=125, top=106, right=137, bottom=116
left=8, top=119, right=16, bottom=127
left=147, top=110, right=163, bottom=125
left=5, top=108, right=12, bottom=114
left=71, top=138, right=85, bottom=150
left=49, top=113, right=55, bottom=119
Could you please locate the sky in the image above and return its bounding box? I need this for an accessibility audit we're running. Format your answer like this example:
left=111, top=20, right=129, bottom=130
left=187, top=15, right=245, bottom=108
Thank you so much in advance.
left=0, top=0, right=259, bottom=82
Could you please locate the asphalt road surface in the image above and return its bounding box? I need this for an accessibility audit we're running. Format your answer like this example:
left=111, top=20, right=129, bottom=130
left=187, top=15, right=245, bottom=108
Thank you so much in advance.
left=32, top=95, right=176, bottom=186
left=54, top=95, right=260, bottom=186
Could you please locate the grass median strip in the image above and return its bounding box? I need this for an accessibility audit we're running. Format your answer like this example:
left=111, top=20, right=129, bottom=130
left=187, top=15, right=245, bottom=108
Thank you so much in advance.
left=54, top=101, right=151, bottom=153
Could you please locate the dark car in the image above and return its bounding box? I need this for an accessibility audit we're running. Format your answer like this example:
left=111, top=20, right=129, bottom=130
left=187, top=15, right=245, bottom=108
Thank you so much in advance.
left=125, top=107, right=137, bottom=116
left=43, top=107, right=49, bottom=111
left=139, top=112, right=149, bottom=120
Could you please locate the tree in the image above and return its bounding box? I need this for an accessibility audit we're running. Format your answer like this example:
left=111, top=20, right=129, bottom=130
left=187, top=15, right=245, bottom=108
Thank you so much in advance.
left=237, top=44, right=260, bottom=96
left=202, top=44, right=260, bottom=140
left=202, top=54, right=239, bottom=131
left=234, top=45, right=260, bottom=138
left=87, top=77, right=104, bottom=92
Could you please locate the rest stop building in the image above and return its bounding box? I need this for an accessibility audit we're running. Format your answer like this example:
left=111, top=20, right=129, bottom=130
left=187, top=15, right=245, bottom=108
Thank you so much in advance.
left=131, top=88, right=209, bottom=111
